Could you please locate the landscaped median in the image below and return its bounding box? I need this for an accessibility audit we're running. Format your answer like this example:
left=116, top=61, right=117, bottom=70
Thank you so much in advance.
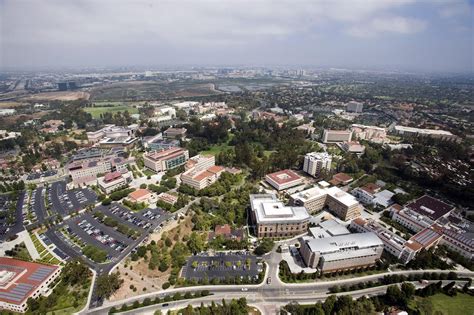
left=109, top=289, right=211, bottom=314
left=30, top=232, right=61, bottom=265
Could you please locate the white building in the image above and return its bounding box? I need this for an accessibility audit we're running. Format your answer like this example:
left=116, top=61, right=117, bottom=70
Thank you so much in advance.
left=250, top=194, right=311, bottom=238
left=303, top=152, right=332, bottom=177
left=392, top=125, right=459, bottom=142
left=299, top=229, right=383, bottom=272
left=290, top=185, right=361, bottom=221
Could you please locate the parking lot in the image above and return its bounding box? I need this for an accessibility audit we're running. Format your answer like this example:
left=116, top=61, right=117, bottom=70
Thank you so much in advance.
left=48, top=181, right=97, bottom=216
left=31, top=187, right=48, bottom=224
left=0, top=192, right=25, bottom=241
left=26, top=170, right=58, bottom=181
left=45, top=203, right=171, bottom=269
left=183, top=252, right=261, bottom=281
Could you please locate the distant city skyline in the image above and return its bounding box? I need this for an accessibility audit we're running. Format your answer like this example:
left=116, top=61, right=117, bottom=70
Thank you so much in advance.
left=1, top=0, right=473, bottom=73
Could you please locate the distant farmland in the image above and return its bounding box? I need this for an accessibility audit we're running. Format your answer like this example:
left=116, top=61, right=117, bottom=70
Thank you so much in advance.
left=90, top=81, right=221, bottom=101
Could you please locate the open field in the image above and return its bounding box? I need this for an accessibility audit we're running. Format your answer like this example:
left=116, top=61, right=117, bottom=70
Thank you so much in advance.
left=0, top=101, right=27, bottom=108
left=411, top=293, right=474, bottom=315
left=200, top=143, right=234, bottom=156
left=21, top=91, right=90, bottom=101
left=90, top=80, right=221, bottom=101
left=84, top=105, right=139, bottom=118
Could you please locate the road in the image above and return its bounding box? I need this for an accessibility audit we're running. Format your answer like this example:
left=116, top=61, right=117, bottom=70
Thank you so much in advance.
left=87, top=251, right=474, bottom=315
left=88, top=277, right=472, bottom=315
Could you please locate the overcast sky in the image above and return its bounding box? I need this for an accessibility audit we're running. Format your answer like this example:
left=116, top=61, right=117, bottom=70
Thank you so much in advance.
left=1, top=0, right=473, bottom=72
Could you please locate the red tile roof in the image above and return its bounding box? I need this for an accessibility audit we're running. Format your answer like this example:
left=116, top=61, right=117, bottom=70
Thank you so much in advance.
left=266, top=169, right=301, bottom=184
left=128, top=189, right=151, bottom=201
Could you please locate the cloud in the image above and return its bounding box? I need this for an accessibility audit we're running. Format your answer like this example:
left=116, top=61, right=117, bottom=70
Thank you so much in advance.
left=435, top=0, right=471, bottom=18
left=347, top=16, right=428, bottom=38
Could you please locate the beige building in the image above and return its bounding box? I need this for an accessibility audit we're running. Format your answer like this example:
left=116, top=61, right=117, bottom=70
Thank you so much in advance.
left=181, top=165, right=225, bottom=190
left=97, top=171, right=129, bottom=194
left=143, top=147, right=189, bottom=173
left=290, top=185, right=361, bottom=221
left=250, top=194, right=310, bottom=238
left=322, top=129, right=352, bottom=143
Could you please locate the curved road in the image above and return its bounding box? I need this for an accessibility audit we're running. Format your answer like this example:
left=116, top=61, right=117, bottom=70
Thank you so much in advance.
left=86, top=254, right=474, bottom=315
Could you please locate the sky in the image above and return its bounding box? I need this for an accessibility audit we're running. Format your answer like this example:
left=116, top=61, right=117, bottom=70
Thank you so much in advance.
left=0, top=0, right=473, bottom=73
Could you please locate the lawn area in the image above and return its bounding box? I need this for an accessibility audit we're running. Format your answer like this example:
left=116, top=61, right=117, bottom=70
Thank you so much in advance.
left=200, top=143, right=234, bottom=156
left=84, top=104, right=138, bottom=118
left=411, top=293, right=474, bottom=315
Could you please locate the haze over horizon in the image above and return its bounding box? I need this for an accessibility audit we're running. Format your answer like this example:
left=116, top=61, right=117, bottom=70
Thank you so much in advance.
left=1, top=0, right=473, bottom=73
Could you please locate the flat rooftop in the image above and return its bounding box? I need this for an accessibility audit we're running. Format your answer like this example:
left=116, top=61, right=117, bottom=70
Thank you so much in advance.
left=406, top=195, right=454, bottom=221
left=0, top=257, right=59, bottom=306
left=250, top=194, right=310, bottom=224
left=306, top=232, right=383, bottom=254
left=265, top=169, right=302, bottom=185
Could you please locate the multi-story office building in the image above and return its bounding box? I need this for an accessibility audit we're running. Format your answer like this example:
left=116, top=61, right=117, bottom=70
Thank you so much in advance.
left=143, top=147, right=189, bottom=173
left=351, top=217, right=420, bottom=264
left=391, top=125, right=460, bottom=142
left=391, top=195, right=455, bottom=233
left=303, top=152, right=332, bottom=177
left=163, top=127, right=187, bottom=139
left=290, top=185, right=361, bottom=221
left=346, top=101, right=363, bottom=113
left=265, top=169, right=303, bottom=191
left=181, top=165, right=225, bottom=190
left=299, top=225, right=383, bottom=273
left=0, top=258, right=61, bottom=313
left=86, top=124, right=137, bottom=143
left=97, top=171, right=128, bottom=194
left=250, top=194, right=311, bottom=238
left=351, top=124, right=387, bottom=143
left=67, top=155, right=132, bottom=187
left=322, top=129, right=352, bottom=143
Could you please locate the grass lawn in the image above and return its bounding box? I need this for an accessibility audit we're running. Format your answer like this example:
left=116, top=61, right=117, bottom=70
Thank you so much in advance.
left=200, top=143, right=234, bottom=156
left=84, top=105, right=138, bottom=118
left=411, top=293, right=474, bottom=315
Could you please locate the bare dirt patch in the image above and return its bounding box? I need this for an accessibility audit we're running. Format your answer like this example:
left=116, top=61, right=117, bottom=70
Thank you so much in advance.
left=109, top=215, right=194, bottom=301
left=22, top=91, right=90, bottom=101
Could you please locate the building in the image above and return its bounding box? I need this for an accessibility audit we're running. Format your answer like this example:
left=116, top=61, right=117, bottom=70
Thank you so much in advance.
left=87, top=124, right=137, bottom=144
left=350, top=218, right=419, bottom=264
left=391, top=195, right=455, bottom=233
left=329, top=173, right=353, bottom=186
left=250, top=194, right=311, bottom=238
left=303, top=152, right=332, bottom=177
left=181, top=165, right=225, bottom=190
left=67, top=155, right=132, bottom=187
left=351, top=183, right=381, bottom=204
left=0, top=258, right=61, bottom=313
left=290, top=185, right=361, bottom=221
left=184, top=155, right=216, bottom=171
left=143, top=147, right=189, bottom=173
left=322, top=129, right=352, bottom=143
left=295, top=123, right=316, bottom=136
left=351, top=124, right=387, bottom=143
left=340, top=141, right=365, bottom=154
left=163, top=127, right=187, bottom=139
left=157, top=192, right=178, bottom=205
left=143, top=135, right=180, bottom=152
left=299, top=226, right=383, bottom=273
left=97, top=171, right=128, bottom=194
left=128, top=189, right=153, bottom=203
left=208, top=224, right=244, bottom=242
left=391, top=125, right=459, bottom=142
left=346, top=101, right=363, bottom=113
left=265, top=169, right=303, bottom=191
